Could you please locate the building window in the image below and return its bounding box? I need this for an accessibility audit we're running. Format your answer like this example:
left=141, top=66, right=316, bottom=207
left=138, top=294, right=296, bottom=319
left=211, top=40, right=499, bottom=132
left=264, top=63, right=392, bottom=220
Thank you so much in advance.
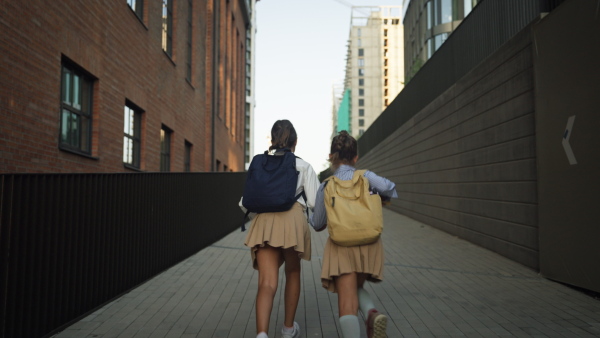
left=162, top=0, right=173, bottom=56
left=435, top=32, right=449, bottom=50
left=428, top=32, right=450, bottom=58
left=359, top=88, right=364, bottom=96
left=186, top=0, right=192, bottom=81
left=384, top=49, right=388, bottom=57
left=127, top=0, right=143, bottom=20
left=384, top=89, right=388, bottom=97
left=60, top=61, right=94, bottom=155
left=123, top=103, right=142, bottom=168
left=359, top=78, right=364, bottom=86
left=359, top=109, right=364, bottom=117
left=358, top=48, right=364, bottom=57
left=357, top=28, right=361, bottom=37
left=427, top=1, right=433, bottom=29
left=359, top=129, right=365, bottom=136
left=465, top=0, right=478, bottom=16
left=429, top=0, right=453, bottom=28
left=384, top=59, right=388, bottom=66
left=359, top=119, right=365, bottom=127
left=358, top=59, right=364, bottom=67
left=384, top=39, right=388, bottom=46
left=358, top=99, right=364, bottom=107
left=160, top=126, right=172, bottom=172
left=184, top=141, right=192, bottom=172
left=358, top=68, right=365, bottom=76
left=384, top=29, right=388, bottom=37
left=384, top=79, right=388, bottom=86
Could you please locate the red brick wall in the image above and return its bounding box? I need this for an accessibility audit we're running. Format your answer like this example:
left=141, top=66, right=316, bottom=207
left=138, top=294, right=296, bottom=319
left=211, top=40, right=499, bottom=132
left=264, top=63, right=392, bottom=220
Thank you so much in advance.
left=0, top=0, right=246, bottom=173
left=209, top=0, right=247, bottom=172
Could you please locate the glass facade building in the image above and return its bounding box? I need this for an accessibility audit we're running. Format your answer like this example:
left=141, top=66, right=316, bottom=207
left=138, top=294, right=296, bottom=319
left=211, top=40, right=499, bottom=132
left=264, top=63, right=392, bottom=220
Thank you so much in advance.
left=403, top=0, right=478, bottom=82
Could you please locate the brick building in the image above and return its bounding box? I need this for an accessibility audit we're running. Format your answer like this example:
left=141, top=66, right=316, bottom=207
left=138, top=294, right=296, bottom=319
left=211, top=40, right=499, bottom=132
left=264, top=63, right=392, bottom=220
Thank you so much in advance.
left=0, top=0, right=249, bottom=173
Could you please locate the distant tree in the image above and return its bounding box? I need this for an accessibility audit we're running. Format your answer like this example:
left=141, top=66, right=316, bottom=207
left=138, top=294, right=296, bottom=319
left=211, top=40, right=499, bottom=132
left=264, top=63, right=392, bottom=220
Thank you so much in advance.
left=404, top=58, right=424, bottom=84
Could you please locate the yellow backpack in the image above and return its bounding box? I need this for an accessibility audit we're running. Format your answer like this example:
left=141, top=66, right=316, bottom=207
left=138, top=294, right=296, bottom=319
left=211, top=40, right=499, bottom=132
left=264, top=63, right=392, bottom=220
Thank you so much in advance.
left=323, top=170, right=383, bottom=246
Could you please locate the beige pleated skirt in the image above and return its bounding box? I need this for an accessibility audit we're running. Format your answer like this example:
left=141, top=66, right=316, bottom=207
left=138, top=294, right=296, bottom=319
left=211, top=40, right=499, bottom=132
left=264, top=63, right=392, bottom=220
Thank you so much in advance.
left=244, top=202, right=311, bottom=270
left=321, top=237, right=384, bottom=293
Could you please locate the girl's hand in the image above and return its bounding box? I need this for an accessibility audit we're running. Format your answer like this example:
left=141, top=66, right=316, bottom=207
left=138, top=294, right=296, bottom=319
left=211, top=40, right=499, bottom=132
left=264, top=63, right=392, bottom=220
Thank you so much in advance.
left=380, top=195, right=391, bottom=206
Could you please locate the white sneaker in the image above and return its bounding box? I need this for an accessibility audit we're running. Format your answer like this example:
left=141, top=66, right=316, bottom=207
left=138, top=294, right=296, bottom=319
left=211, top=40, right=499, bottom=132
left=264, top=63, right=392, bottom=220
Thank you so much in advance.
left=281, top=321, right=300, bottom=338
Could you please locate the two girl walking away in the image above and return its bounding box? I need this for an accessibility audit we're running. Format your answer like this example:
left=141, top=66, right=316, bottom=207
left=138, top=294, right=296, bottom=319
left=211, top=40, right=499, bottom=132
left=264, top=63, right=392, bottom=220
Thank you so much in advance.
left=311, top=131, right=398, bottom=338
left=240, top=123, right=397, bottom=338
left=240, top=120, right=320, bottom=338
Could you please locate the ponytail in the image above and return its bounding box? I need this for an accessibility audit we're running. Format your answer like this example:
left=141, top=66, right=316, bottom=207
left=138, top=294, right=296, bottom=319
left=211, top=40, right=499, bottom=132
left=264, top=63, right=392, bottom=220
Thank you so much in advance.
left=269, top=120, right=298, bottom=151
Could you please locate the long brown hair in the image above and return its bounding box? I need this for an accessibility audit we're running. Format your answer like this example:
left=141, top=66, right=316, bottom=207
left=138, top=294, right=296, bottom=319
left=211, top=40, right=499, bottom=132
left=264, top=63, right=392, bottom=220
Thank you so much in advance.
left=269, top=120, right=298, bottom=151
left=328, top=130, right=357, bottom=168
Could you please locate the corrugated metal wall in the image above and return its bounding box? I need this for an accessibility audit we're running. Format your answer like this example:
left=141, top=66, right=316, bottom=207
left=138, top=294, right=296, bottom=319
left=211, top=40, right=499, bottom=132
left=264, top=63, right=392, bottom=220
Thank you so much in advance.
left=358, top=26, right=539, bottom=269
left=0, top=172, right=246, bottom=337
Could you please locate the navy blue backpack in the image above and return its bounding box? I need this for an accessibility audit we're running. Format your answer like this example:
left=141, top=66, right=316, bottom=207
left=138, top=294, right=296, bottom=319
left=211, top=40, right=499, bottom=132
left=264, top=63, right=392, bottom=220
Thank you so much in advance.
left=242, top=149, right=306, bottom=231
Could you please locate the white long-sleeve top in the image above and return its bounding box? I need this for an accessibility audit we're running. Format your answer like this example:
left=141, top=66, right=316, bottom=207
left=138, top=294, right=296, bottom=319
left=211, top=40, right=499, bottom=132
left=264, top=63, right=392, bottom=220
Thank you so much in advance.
left=310, top=164, right=398, bottom=231
left=239, top=153, right=320, bottom=218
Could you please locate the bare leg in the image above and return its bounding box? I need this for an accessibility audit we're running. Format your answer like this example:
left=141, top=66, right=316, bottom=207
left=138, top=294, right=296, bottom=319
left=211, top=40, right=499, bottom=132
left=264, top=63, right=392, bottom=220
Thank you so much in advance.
left=336, top=272, right=359, bottom=316
left=282, top=247, right=301, bottom=328
left=255, top=245, right=282, bottom=334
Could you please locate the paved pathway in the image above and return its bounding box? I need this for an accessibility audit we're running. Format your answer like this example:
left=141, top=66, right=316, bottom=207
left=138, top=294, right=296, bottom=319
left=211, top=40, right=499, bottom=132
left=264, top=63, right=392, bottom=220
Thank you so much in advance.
left=55, top=210, right=600, bottom=337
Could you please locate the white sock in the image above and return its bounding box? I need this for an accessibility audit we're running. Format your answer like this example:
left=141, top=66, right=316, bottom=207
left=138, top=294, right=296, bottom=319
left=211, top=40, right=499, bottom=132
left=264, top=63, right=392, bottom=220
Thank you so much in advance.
left=339, top=315, right=360, bottom=338
left=256, top=332, right=268, bottom=338
left=358, top=287, right=376, bottom=317
left=282, top=322, right=295, bottom=334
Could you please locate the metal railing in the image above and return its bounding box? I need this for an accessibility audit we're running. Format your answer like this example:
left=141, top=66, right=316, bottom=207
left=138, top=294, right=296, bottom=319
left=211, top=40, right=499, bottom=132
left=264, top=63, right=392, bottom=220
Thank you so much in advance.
left=0, top=172, right=246, bottom=337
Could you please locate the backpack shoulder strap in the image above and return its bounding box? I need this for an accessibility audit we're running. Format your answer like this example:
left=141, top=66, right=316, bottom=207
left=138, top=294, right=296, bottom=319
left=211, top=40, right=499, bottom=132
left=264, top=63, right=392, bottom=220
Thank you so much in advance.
left=351, top=169, right=367, bottom=183
left=354, top=169, right=367, bottom=177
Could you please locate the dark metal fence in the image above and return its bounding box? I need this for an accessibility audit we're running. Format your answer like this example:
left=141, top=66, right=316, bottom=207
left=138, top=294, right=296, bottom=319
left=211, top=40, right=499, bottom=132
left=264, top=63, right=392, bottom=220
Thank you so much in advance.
left=358, top=0, right=566, bottom=157
left=0, top=172, right=246, bottom=338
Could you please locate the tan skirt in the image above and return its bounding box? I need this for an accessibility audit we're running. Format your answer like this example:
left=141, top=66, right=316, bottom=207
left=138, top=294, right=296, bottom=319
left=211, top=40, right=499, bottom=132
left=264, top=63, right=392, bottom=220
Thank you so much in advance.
left=321, top=237, right=384, bottom=293
left=244, top=202, right=311, bottom=270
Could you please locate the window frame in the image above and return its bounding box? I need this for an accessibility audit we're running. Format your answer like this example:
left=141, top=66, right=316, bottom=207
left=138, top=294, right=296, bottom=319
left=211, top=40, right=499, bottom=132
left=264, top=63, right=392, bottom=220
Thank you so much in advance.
left=162, top=0, right=173, bottom=56
left=123, top=101, right=143, bottom=169
left=59, top=60, right=95, bottom=156
left=160, top=125, right=172, bottom=172
left=184, top=140, right=192, bottom=172
left=186, top=0, right=193, bottom=81
left=127, top=0, right=144, bottom=21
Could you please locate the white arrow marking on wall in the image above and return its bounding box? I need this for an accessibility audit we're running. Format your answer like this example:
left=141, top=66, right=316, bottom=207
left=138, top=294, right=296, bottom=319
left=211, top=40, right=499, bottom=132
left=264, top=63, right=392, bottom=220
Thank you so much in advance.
left=562, top=115, right=577, bottom=165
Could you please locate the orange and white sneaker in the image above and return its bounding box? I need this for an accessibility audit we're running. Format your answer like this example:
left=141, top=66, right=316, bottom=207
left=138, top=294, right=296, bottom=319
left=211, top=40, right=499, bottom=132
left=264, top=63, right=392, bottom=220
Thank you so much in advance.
left=367, top=309, right=388, bottom=338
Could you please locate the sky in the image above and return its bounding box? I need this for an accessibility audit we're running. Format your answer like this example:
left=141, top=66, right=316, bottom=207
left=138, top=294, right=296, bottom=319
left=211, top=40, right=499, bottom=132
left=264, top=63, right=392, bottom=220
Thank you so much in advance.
left=253, top=0, right=403, bottom=173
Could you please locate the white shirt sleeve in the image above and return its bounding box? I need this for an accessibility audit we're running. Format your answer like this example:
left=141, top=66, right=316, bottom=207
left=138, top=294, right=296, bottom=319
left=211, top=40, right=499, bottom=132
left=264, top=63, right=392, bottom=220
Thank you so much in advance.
left=296, top=158, right=320, bottom=209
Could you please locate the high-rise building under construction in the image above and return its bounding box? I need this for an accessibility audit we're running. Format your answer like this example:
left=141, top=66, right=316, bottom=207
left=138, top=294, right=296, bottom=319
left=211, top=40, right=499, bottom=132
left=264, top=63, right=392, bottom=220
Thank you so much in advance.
left=335, top=6, right=404, bottom=138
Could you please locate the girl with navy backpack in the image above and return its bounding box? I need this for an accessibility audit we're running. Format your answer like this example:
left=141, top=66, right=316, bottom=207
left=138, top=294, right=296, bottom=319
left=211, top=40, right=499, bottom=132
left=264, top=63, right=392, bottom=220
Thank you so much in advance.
left=240, top=120, right=319, bottom=338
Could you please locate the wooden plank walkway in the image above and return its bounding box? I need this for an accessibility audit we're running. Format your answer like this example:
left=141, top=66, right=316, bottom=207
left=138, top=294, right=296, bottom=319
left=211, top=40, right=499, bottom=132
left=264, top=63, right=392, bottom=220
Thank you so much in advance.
left=55, top=210, right=600, bottom=337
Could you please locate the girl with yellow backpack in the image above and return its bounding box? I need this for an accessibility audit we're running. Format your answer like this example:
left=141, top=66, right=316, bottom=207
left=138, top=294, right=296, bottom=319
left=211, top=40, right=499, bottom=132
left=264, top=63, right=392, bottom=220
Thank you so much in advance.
left=311, top=131, right=398, bottom=338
